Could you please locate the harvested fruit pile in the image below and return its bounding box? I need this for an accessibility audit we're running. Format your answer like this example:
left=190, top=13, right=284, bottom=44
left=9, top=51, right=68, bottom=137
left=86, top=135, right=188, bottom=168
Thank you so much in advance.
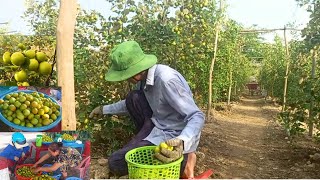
left=0, top=91, right=60, bottom=128
left=32, top=174, right=55, bottom=180
left=62, top=133, right=75, bottom=141
left=32, top=175, right=55, bottom=180
left=2, top=43, right=53, bottom=86
left=16, top=166, right=38, bottom=178
left=42, top=135, right=53, bottom=142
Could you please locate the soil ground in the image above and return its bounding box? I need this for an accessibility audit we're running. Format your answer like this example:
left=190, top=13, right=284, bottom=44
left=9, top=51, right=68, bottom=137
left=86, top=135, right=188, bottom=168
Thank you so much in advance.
left=90, top=95, right=320, bottom=179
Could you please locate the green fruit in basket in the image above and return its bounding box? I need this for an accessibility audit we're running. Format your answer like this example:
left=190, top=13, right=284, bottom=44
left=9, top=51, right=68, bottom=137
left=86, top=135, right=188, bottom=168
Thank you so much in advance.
left=50, top=114, right=57, bottom=120
left=9, top=105, right=16, bottom=111
left=14, top=101, right=21, bottom=108
left=23, top=109, right=30, bottom=116
left=6, top=111, right=13, bottom=116
left=19, top=96, right=27, bottom=103
left=7, top=116, right=13, bottom=122
left=26, top=123, right=34, bottom=128
left=1, top=91, right=61, bottom=128
left=24, top=100, right=31, bottom=106
left=32, top=108, right=38, bottom=114
left=20, top=104, right=27, bottom=110
left=13, top=118, right=21, bottom=125
left=20, top=121, right=26, bottom=126
left=35, top=114, right=41, bottom=120
left=31, top=118, right=38, bottom=125
left=9, top=97, right=16, bottom=104
left=28, top=114, right=34, bottom=120
left=62, top=133, right=74, bottom=141
left=38, top=109, right=45, bottom=115
left=42, top=135, right=53, bottom=142
left=5, top=95, right=11, bottom=100
left=36, top=123, right=42, bottom=127
left=42, top=119, right=50, bottom=126
left=17, top=166, right=37, bottom=178
left=17, top=113, right=25, bottom=121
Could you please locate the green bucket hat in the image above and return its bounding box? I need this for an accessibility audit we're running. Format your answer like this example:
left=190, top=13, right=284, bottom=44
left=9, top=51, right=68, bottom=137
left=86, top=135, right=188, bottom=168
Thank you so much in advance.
left=105, top=41, right=157, bottom=82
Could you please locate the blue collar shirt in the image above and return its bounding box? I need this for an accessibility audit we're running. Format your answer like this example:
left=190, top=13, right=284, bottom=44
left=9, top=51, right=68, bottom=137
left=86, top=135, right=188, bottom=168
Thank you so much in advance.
left=103, top=64, right=205, bottom=153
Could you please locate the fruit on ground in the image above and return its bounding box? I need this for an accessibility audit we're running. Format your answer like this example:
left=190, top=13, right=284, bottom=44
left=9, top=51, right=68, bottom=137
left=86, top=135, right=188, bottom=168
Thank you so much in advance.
left=3, top=52, right=11, bottom=64
left=24, top=49, right=36, bottom=59
left=39, top=62, right=52, bottom=75
left=36, top=52, right=47, bottom=62
left=28, top=59, right=39, bottom=71
left=11, top=52, right=25, bottom=66
left=14, top=70, right=28, bottom=82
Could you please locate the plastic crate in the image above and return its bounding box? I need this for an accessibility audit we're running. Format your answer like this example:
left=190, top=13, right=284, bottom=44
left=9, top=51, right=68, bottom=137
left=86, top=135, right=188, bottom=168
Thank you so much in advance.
left=15, top=164, right=42, bottom=180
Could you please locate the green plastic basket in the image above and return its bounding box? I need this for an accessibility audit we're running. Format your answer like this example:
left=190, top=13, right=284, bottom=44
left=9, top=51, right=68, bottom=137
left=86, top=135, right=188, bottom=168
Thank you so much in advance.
left=125, top=146, right=183, bottom=179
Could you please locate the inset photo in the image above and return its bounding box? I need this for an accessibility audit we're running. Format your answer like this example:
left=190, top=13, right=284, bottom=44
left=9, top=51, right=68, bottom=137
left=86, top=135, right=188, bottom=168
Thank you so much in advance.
left=0, top=86, right=61, bottom=132
left=0, top=131, right=91, bottom=180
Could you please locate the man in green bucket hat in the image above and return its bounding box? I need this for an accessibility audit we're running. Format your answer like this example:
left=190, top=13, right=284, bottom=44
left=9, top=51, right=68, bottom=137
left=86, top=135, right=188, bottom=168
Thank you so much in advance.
left=90, top=40, right=212, bottom=179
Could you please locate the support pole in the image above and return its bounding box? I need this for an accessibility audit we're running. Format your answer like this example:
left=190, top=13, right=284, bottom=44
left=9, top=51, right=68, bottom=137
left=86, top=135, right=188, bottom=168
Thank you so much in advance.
left=308, top=49, right=317, bottom=136
left=56, top=0, right=78, bottom=130
left=282, top=26, right=290, bottom=112
left=207, top=0, right=224, bottom=121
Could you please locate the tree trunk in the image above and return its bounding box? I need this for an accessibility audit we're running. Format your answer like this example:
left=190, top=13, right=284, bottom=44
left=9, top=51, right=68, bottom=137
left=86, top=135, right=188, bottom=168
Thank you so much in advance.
left=56, top=0, right=78, bottom=130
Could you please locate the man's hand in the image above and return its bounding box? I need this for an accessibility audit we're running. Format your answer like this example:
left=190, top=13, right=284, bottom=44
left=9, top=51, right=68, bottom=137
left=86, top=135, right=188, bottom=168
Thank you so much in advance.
left=21, top=152, right=25, bottom=158
left=89, top=106, right=103, bottom=119
left=154, top=138, right=183, bottom=163
left=14, top=156, right=19, bottom=161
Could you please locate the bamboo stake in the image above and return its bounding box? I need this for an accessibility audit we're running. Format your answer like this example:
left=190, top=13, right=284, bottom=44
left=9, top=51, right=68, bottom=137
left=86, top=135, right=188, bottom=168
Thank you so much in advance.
left=56, top=0, right=78, bottom=130
left=308, top=49, right=317, bottom=136
left=207, top=0, right=224, bottom=120
left=282, top=26, right=290, bottom=112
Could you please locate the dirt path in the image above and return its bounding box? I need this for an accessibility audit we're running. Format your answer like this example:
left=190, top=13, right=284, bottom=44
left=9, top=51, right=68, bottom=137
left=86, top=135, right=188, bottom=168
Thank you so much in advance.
left=196, top=96, right=320, bottom=179
left=90, top=95, right=320, bottom=179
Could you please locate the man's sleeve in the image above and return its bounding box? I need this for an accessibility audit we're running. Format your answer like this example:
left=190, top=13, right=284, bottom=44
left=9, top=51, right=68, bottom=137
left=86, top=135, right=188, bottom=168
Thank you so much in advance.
left=102, top=100, right=129, bottom=115
left=0, top=145, right=14, bottom=160
left=161, top=79, right=205, bottom=152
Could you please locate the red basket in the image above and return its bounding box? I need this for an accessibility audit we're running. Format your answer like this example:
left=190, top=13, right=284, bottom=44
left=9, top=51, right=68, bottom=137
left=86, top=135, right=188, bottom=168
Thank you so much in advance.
left=15, top=164, right=42, bottom=180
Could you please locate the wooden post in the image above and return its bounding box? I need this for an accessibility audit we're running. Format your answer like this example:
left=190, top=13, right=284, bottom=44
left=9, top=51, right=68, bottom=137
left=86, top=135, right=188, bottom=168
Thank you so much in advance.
left=227, top=70, right=232, bottom=105
left=207, top=0, right=224, bottom=120
left=282, top=26, right=290, bottom=112
left=56, top=0, right=78, bottom=130
left=308, top=49, right=317, bottom=136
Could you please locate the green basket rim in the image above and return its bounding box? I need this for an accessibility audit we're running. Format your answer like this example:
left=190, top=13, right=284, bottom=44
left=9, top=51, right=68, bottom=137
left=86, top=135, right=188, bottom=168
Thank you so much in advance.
left=125, top=146, right=183, bottom=169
